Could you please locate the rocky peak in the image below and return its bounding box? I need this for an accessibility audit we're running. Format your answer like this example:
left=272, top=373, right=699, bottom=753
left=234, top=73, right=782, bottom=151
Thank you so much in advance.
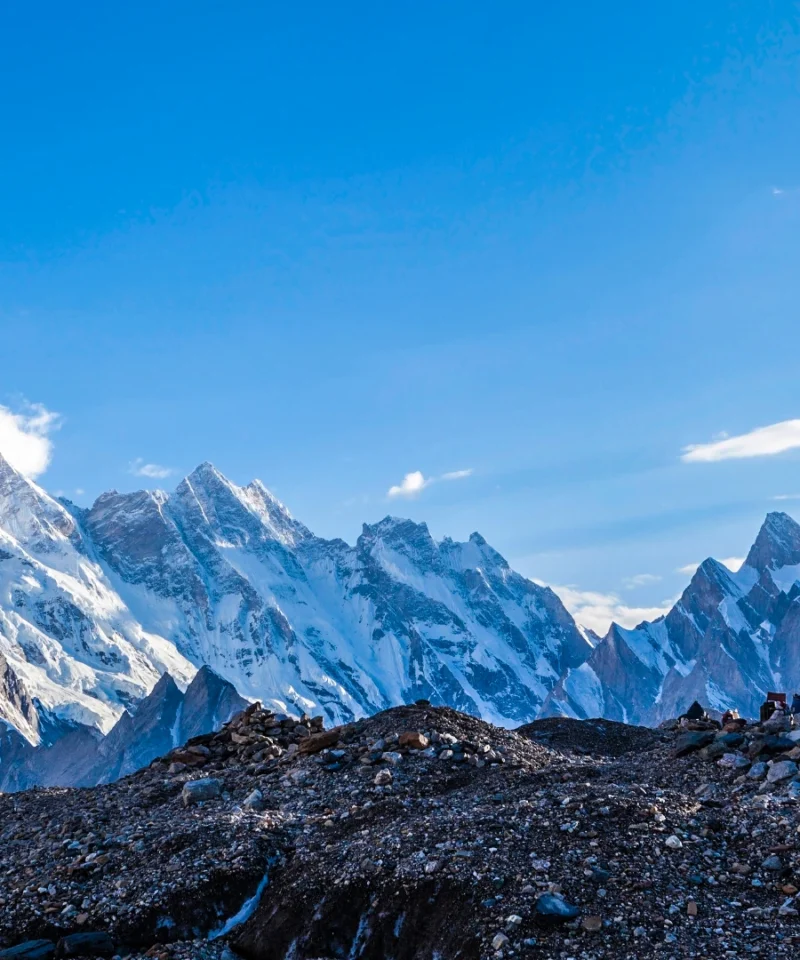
left=744, top=511, right=800, bottom=573
left=175, top=463, right=308, bottom=547
left=360, top=516, right=437, bottom=558
left=0, top=653, right=39, bottom=744
left=179, top=665, right=248, bottom=742
left=0, top=451, right=75, bottom=548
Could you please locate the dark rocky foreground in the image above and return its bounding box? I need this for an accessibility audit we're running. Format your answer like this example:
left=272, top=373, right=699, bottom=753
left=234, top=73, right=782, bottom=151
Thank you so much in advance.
left=1, top=704, right=799, bottom=960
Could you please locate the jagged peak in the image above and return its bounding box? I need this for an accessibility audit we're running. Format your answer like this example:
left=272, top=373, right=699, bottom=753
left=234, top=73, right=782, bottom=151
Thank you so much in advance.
left=149, top=672, right=180, bottom=697
left=183, top=461, right=227, bottom=488
left=362, top=516, right=431, bottom=539
left=744, top=511, right=800, bottom=572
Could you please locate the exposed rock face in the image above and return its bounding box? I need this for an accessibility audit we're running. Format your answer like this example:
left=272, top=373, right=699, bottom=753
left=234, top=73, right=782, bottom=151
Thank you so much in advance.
left=0, top=667, right=246, bottom=791
left=549, top=512, right=800, bottom=724
left=0, top=453, right=591, bottom=787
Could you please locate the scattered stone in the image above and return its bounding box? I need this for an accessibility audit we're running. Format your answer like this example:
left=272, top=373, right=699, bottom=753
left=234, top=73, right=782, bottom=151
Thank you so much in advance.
left=243, top=788, right=264, bottom=811
left=534, top=894, right=580, bottom=924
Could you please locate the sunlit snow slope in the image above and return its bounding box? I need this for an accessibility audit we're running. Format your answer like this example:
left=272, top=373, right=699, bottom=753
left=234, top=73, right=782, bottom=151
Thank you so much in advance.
left=0, top=456, right=591, bottom=745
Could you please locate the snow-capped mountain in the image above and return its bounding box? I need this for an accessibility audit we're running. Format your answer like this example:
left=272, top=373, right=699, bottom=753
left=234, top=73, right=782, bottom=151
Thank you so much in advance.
left=0, top=454, right=196, bottom=745
left=0, top=454, right=591, bottom=775
left=5, top=448, right=798, bottom=786
left=546, top=511, right=800, bottom=724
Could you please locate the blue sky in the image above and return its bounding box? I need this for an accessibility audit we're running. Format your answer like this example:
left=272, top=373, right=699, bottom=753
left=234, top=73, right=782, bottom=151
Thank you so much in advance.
left=1, top=1, right=800, bottom=631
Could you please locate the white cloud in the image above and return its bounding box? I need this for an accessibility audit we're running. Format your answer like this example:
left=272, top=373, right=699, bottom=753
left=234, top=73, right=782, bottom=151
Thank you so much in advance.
left=388, top=470, right=429, bottom=499
left=681, top=419, right=800, bottom=462
left=542, top=582, right=673, bottom=635
left=0, top=402, right=61, bottom=478
left=440, top=468, right=474, bottom=481
left=129, top=458, right=174, bottom=479
left=387, top=467, right=473, bottom=499
left=622, top=573, right=662, bottom=589
left=676, top=556, right=744, bottom=576
left=773, top=493, right=800, bottom=501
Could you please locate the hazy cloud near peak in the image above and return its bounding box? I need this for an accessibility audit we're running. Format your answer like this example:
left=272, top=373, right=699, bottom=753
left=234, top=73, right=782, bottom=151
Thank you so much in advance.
left=540, top=581, right=674, bottom=634
left=622, top=573, right=662, bottom=590
left=0, top=402, right=61, bottom=478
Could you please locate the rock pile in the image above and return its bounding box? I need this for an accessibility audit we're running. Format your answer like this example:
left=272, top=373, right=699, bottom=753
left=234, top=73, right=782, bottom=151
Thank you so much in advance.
left=0, top=703, right=798, bottom=960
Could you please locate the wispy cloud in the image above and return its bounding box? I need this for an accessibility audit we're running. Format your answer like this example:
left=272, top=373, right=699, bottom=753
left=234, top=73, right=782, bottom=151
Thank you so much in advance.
left=0, top=402, right=62, bottom=478
left=387, top=467, right=473, bottom=499
left=676, top=556, right=745, bottom=576
left=129, top=458, right=174, bottom=480
left=622, top=573, right=662, bottom=589
left=541, top=582, right=674, bottom=635
left=773, top=493, right=800, bottom=501
left=440, top=469, right=473, bottom=481
left=681, top=419, right=800, bottom=462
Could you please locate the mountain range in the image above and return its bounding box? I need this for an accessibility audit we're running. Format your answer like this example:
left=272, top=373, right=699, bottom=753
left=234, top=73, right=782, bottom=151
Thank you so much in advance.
left=0, top=451, right=799, bottom=789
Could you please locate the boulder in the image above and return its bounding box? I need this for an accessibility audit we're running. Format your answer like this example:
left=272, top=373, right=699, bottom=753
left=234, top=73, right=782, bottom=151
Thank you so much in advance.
left=674, top=731, right=715, bottom=757
left=399, top=731, right=430, bottom=750
left=298, top=727, right=344, bottom=755
left=181, top=777, right=223, bottom=806
left=767, top=760, right=798, bottom=783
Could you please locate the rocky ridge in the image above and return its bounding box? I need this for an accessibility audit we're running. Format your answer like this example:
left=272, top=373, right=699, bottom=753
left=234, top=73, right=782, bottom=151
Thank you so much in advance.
left=0, top=666, right=246, bottom=792
left=548, top=511, right=800, bottom=725
left=1, top=701, right=799, bottom=960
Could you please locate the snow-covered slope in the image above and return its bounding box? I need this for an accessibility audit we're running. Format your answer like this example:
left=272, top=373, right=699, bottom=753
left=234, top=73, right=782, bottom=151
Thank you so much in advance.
left=0, top=456, right=591, bottom=764
left=546, top=512, right=800, bottom=724
left=0, top=454, right=196, bottom=745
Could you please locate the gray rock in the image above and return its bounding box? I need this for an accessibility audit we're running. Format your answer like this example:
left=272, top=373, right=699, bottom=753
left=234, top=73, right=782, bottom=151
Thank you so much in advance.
left=767, top=760, right=798, bottom=783
left=181, top=777, right=223, bottom=805
left=762, top=855, right=783, bottom=872
left=534, top=893, right=580, bottom=924
left=747, top=761, right=768, bottom=780
left=243, top=788, right=264, bottom=811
